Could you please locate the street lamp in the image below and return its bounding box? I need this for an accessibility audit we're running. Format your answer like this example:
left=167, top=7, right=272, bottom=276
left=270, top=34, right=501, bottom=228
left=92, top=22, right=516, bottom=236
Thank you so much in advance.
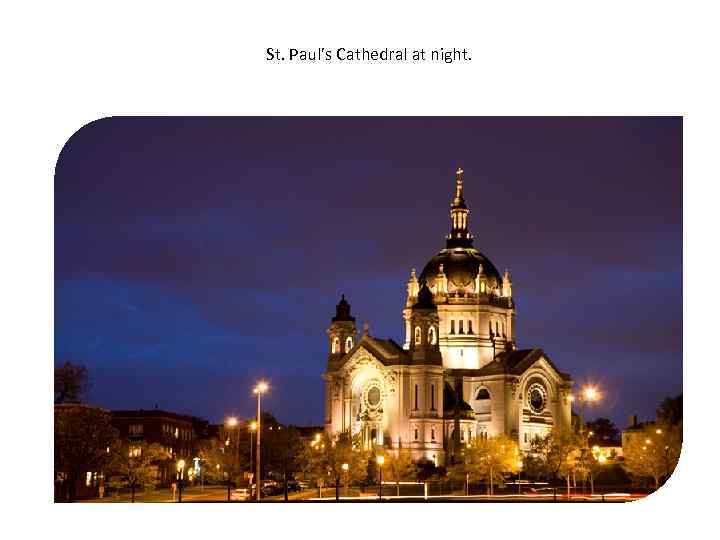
left=225, top=416, right=241, bottom=501
left=517, top=460, right=524, bottom=494
left=571, top=385, right=601, bottom=440
left=176, top=459, right=186, bottom=503
left=253, top=381, right=269, bottom=502
left=249, top=421, right=257, bottom=483
left=342, top=463, right=349, bottom=497
left=376, top=455, right=385, bottom=501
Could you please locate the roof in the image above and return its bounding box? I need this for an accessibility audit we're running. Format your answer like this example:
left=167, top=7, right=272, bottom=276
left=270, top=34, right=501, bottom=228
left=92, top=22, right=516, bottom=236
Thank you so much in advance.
left=111, top=409, right=206, bottom=424
left=419, top=246, right=502, bottom=291
left=360, top=336, right=410, bottom=365
left=474, top=348, right=572, bottom=381
left=443, top=382, right=474, bottom=418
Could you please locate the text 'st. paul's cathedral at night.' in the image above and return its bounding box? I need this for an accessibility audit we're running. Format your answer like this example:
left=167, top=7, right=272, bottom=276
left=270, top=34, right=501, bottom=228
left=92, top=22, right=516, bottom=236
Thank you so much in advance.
left=323, top=169, right=573, bottom=465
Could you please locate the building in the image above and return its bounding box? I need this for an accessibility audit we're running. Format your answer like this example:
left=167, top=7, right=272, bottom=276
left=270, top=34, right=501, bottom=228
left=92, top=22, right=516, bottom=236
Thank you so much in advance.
left=323, top=168, right=574, bottom=465
left=111, top=408, right=207, bottom=484
left=621, top=415, right=655, bottom=455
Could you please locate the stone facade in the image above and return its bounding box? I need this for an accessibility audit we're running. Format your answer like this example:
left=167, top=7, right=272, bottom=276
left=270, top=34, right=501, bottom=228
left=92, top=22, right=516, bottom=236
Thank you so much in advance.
left=323, top=168, right=573, bottom=465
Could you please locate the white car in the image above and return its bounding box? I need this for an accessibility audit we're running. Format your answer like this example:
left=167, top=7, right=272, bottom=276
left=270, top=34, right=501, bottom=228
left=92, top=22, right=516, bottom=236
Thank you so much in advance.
left=230, top=488, right=250, bottom=501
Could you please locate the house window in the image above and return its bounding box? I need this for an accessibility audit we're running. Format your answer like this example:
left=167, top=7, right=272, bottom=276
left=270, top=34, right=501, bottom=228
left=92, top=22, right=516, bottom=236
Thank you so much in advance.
left=414, top=428, right=418, bottom=440
left=414, top=384, right=419, bottom=410
left=431, top=428, right=435, bottom=440
left=460, top=430, right=464, bottom=441
left=428, top=326, right=436, bottom=345
left=129, top=424, right=143, bottom=436
left=174, top=427, right=179, bottom=439
left=414, top=326, right=422, bottom=345
left=450, top=320, right=455, bottom=334
left=524, top=433, right=528, bottom=443
left=468, top=320, right=473, bottom=334
left=459, top=320, right=464, bottom=334
left=431, top=385, right=435, bottom=411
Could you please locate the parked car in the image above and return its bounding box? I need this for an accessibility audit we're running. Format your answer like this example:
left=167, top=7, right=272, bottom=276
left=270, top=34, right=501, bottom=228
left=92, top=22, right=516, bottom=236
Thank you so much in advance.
left=230, top=488, right=250, bottom=501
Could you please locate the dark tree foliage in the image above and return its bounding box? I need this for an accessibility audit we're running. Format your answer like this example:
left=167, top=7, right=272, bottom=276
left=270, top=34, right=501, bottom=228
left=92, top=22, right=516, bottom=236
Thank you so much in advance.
left=54, top=361, right=90, bottom=404
left=54, top=405, right=118, bottom=502
left=657, top=394, right=682, bottom=426
left=586, top=417, right=620, bottom=445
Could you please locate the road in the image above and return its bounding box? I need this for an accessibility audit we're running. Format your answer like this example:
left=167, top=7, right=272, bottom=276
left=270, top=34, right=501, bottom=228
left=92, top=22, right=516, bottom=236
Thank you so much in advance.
left=86, top=486, right=643, bottom=503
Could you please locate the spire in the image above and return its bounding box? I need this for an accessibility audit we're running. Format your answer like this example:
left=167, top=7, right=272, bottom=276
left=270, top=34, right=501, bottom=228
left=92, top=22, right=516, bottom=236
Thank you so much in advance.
left=447, top=166, right=473, bottom=248
left=453, top=167, right=466, bottom=208
left=332, top=294, right=355, bottom=322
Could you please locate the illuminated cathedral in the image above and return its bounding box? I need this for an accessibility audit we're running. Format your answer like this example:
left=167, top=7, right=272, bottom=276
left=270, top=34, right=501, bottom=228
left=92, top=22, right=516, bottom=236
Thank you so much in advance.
left=323, top=168, right=573, bottom=465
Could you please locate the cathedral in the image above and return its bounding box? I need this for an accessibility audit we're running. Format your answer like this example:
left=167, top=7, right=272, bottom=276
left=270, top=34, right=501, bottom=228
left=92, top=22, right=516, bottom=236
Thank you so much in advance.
left=323, top=168, right=573, bottom=465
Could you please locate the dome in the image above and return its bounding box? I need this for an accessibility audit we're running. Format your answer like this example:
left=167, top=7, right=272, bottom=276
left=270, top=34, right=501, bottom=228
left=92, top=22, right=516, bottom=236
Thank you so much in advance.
left=419, top=246, right=502, bottom=291
left=416, top=167, right=504, bottom=295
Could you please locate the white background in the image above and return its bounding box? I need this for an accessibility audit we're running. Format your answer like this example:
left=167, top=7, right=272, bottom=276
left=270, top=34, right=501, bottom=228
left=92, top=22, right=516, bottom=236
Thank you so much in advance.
left=0, top=1, right=716, bottom=538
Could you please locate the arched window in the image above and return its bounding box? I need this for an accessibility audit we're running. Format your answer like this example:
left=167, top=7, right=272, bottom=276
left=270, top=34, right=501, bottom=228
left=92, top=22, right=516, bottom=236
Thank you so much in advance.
left=332, top=337, right=340, bottom=354
left=428, top=326, right=437, bottom=345
left=345, top=336, right=353, bottom=352
left=414, top=326, right=422, bottom=345
left=475, top=388, right=490, bottom=400
left=480, top=281, right=486, bottom=293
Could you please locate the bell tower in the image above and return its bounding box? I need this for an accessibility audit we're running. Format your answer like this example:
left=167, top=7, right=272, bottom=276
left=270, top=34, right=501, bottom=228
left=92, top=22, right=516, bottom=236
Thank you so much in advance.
left=327, top=294, right=357, bottom=360
left=409, top=283, right=442, bottom=365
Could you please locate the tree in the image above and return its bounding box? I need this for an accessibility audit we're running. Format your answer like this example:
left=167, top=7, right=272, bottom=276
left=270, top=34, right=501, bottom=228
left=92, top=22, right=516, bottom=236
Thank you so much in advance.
left=622, top=423, right=681, bottom=488
left=452, top=434, right=520, bottom=495
left=530, top=429, right=582, bottom=481
left=198, top=438, right=246, bottom=500
left=299, top=432, right=369, bottom=498
left=657, top=394, right=683, bottom=427
left=54, top=404, right=118, bottom=502
left=54, top=361, right=89, bottom=404
left=382, top=449, right=418, bottom=496
left=586, top=417, right=620, bottom=445
left=109, top=441, right=167, bottom=502
left=263, top=422, right=304, bottom=499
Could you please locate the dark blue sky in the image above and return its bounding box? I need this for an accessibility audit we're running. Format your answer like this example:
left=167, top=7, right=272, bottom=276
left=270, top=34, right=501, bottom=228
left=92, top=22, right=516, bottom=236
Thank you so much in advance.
left=55, top=117, right=682, bottom=429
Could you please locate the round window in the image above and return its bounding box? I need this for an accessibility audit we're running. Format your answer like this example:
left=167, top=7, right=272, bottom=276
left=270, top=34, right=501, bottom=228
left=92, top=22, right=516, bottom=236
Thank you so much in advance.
left=528, top=385, right=545, bottom=413
left=367, top=386, right=381, bottom=407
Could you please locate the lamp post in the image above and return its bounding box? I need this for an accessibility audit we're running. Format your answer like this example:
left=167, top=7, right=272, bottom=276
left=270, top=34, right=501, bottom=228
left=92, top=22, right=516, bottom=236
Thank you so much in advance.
left=253, top=381, right=269, bottom=502
left=225, top=416, right=240, bottom=501
left=376, top=455, right=385, bottom=501
left=342, top=463, right=349, bottom=497
left=570, top=385, right=600, bottom=496
left=249, top=421, right=257, bottom=482
left=176, top=460, right=185, bottom=503
left=517, top=460, right=523, bottom=494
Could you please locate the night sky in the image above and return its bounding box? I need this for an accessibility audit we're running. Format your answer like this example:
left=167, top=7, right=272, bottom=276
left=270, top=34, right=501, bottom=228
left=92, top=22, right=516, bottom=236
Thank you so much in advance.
left=54, top=117, right=682, bottom=430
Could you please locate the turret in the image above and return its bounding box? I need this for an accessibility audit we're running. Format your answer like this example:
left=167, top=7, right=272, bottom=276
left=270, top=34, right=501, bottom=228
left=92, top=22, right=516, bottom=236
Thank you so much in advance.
left=406, top=268, right=419, bottom=307
left=409, top=283, right=442, bottom=364
left=327, top=295, right=357, bottom=359
left=502, top=268, right=513, bottom=298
